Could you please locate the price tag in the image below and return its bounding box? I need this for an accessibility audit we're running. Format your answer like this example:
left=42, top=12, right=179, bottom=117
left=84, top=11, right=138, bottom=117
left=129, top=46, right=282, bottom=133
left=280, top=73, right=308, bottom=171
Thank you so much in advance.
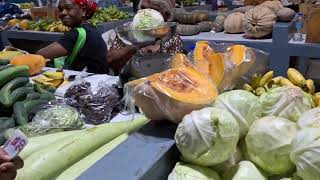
left=3, top=130, right=28, bottom=159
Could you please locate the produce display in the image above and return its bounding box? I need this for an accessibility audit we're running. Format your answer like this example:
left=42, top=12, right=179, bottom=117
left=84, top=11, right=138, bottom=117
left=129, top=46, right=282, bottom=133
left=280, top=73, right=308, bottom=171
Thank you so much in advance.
left=27, top=19, right=70, bottom=32
left=0, top=59, right=55, bottom=144
left=88, top=6, right=131, bottom=26
left=181, top=0, right=199, bottom=6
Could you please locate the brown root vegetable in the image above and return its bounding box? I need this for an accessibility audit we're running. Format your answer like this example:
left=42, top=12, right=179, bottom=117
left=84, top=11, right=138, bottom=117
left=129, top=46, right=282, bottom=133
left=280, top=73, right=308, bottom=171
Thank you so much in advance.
left=277, top=7, right=295, bottom=22
left=192, top=11, right=209, bottom=22
left=243, top=6, right=277, bottom=38
left=177, top=24, right=201, bottom=36
left=198, top=21, right=213, bottom=32
left=259, top=0, right=284, bottom=13
left=212, top=15, right=226, bottom=32
left=232, top=6, right=255, bottom=13
left=224, top=12, right=245, bottom=34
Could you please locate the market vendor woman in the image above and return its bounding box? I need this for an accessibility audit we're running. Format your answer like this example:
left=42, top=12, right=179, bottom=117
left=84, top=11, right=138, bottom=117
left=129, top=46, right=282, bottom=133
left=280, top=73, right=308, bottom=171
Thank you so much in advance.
left=37, top=0, right=109, bottom=74
left=104, top=0, right=183, bottom=74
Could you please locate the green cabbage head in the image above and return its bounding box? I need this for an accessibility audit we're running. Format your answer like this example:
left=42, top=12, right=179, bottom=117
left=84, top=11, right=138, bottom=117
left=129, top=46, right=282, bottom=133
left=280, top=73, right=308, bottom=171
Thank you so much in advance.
left=297, top=108, right=320, bottom=129
left=246, top=116, right=297, bottom=175
left=132, top=9, right=164, bottom=30
left=222, top=161, right=267, bottom=180
left=260, top=87, right=314, bottom=122
left=168, top=162, right=221, bottom=180
left=213, top=147, right=243, bottom=174
left=175, top=107, right=240, bottom=166
left=290, top=128, right=320, bottom=180
left=213, top=90, right=262, bottom=138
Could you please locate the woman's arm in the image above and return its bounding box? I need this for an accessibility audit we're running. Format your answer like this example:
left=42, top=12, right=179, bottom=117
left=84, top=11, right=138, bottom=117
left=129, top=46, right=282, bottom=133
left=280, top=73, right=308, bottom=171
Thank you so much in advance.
left=36, top=42, right=69, bottom=60
left=106, top=45, right=138, bottom=74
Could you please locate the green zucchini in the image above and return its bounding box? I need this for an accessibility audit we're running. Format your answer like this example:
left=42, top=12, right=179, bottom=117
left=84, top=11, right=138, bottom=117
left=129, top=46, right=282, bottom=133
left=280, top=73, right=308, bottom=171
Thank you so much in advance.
left=25, top=92, right=41, bottom=101
left=13, top=102, right=28, bottom=126
left=0, top=66, right=30, bottom=87
left=11, top=87, right=35, bottom=105
left=0, top=77, right=30, bottom=107
left=0, top=59, right=10, bottom=65
left=0, top=64, right=13, bottom=71
left=34, top=84, right=55, bottom=101
left=23, top=99, right=48, bottom=113
left=0, top=117, right=16, bottom=145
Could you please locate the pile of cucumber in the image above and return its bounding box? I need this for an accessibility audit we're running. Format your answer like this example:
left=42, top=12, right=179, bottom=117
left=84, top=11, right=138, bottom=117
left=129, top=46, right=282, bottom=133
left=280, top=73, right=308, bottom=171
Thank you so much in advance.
left=0, top=60, right=55, bottom=144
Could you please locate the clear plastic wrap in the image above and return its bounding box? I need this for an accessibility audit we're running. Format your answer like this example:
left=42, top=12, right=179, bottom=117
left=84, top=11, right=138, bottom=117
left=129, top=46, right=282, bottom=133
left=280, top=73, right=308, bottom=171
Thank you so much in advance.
left=124, top=66, right=218, bottom=124
left=64, top=72, right=122, bottom=125
left=17, top=103, right=84, bottom=137
left=123, top=41, right=270, bottom=123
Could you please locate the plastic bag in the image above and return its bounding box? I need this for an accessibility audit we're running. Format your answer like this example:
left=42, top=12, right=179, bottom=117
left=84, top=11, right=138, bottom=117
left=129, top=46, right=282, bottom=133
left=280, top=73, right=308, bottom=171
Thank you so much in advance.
left=16, top=103, right=84, bottom=137
left=65, top=71, right=122, bottom=125
left=191, top=41, right=270, bottom=92
left=123, top=66, right=218, bottom=124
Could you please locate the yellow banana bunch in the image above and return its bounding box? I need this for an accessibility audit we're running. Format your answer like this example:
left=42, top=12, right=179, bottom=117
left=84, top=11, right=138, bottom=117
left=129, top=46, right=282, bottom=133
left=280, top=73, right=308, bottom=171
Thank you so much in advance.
left=287, top=68, right=306, bottom=87
left=243, top=71, right=274, bottom=96
left=33, top=71, right=68, bottom=88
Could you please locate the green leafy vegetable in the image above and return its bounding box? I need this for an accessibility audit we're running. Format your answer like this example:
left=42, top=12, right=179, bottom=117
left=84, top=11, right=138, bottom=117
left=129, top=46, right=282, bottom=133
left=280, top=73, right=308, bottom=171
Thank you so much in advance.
left=168, top=162, right=221, bottom=180
left=246, top=116, right=297, bottom=175
left=290, top=128, right=320, bottom=180
left=132, top=9, right=164, bottom=30
left=260, top=87, right=314, bottom=122
left=297, top=108, right=320, bottom=129
left=222, top=161, right=267, bottom=180
left=213, top=90, right=262, bottom=138
left=175, top=107, right=239, bottom=166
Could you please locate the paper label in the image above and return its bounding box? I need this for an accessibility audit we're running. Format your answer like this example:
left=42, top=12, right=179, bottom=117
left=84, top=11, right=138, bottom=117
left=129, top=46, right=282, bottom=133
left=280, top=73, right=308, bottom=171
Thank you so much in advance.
left=3, top=130, right=28, bottom=159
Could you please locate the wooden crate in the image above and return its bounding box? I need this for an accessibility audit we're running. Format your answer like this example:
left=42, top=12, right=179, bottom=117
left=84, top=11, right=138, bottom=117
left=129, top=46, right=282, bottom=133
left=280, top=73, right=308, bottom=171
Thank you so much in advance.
left=30, top=7, right=59, bottom=20
left=306, top=6, right=320, bottom=43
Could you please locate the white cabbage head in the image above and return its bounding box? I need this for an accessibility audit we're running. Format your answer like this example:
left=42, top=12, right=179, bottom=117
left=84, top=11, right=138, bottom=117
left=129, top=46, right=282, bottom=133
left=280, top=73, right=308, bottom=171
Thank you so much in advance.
left=260, top=87, right=314, bottom=122
left=132, top=9, right=164, bottom=29
left=297, top=108, right=320, bottom=129
left=246, top=116, right=297, bottom=175
left=222, top=161, right=267, bottom=180
left=290, top=128, right=320, bottom=180
left=168, top=162, right=221, bottom=180
left=175, top=107, right=240, bottom=166
left=214, top=90, right=262, bottom=138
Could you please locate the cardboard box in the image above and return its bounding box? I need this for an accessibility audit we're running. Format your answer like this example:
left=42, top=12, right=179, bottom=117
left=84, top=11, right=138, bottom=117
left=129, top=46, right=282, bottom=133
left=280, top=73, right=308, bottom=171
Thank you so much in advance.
left=306, top=6, right=320, bottom=43
left=299, top=3, right=320, bottom=34
left=30, top=7, right=59, bottom=20
left=244, top=0, right=267, bottom=5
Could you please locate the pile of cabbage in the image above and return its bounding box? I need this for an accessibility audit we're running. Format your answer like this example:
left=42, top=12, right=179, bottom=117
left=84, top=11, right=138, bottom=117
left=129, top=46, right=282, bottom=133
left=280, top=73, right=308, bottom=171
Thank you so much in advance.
left=168, top=87, right=320, bottom=180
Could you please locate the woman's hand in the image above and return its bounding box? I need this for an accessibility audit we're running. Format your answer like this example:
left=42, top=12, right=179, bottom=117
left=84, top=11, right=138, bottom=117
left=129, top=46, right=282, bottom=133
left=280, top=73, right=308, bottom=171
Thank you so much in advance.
left=0, top=148, right=24, bottom=180
left=106, top=45, right=139, bottom=74
left=139, top=45, right=160, bottom=54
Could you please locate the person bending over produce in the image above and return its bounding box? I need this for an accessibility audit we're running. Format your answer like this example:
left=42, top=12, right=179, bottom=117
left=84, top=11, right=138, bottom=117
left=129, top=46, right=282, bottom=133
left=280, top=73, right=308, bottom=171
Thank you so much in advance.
left=0, top=148, right=23, bottom=180
left=103, top=0, right=183, bottom=74
left=37, top=0, right=110, bottom=74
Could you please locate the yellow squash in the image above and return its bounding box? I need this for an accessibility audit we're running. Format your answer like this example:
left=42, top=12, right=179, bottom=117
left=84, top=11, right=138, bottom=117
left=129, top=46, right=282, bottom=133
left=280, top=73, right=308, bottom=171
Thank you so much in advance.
left=11, top=54, right=46, bottom=75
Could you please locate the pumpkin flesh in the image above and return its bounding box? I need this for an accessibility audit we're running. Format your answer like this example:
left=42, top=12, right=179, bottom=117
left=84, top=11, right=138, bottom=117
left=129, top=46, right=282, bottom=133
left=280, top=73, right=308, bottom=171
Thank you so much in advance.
left=209, top=53, right=225, bottom=86
left=194, top=41, right=214, bottom=75
left=171, top=53, right=193, bottom=69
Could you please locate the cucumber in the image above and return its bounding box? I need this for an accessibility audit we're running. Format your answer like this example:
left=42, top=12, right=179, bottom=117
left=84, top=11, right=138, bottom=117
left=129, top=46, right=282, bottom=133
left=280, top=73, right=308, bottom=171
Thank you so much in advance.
left=11, top=87, right=35, bottom=105
left=0, top=77, right=30, bottom=107
left=13, top=102, right=28, bottom=126
left=0, top=117, right=16, bottom=145
left=25, top=92, right=41, bottom=101
left=0, top=64, right=13, bottom=71
left=0, top=59, right=10, bottom=65
left=23, top=99, right=48, bottom=113
left=34, top=84, right=55, bottom=101
left=0, top=66, right=30, bottom=87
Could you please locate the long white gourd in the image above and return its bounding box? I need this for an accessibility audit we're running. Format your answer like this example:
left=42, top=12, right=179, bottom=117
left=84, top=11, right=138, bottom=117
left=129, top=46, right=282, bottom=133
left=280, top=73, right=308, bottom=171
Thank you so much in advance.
left=56, top=133, right=129, bottom=180
left=17, top=117, right=148, bottom=180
